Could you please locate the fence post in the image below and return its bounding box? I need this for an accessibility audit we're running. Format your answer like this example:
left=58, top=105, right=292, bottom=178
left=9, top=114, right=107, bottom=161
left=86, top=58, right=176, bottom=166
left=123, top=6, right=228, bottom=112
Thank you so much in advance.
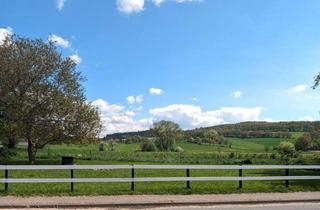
left=131, top=165, right=135, bottom=191
left=285, top=168, right=289, bottom=188
left=186, top=169, right=190, bottom=189
left=4, top=166, right=8, bottom=193
left=239, top=166, right=243, bottom=189
left=70, top=167, right=74, bottom=192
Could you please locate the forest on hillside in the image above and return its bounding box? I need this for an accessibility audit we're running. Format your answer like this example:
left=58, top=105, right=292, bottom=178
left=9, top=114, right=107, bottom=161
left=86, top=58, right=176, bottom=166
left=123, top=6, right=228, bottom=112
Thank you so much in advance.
left=105, top=121, right=320, bottom=140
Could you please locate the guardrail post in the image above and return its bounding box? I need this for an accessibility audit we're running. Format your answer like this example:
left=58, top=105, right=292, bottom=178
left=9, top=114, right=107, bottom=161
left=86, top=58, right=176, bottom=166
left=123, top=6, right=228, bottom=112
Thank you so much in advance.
left=70, top=168, right=74, bottom=192
left=285, top=168, right=289, bottom=188
left=131, top=165, right=135, bottom=191
left=4, top=167, right=8, bottom=193
left=186, top=169, right=190, bottom=189
left=239, top=166, right=243, bottom=189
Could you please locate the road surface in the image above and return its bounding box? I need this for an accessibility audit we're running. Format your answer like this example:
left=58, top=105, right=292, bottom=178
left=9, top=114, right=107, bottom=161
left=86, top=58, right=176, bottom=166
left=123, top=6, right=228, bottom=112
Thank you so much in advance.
left=1, top=192, right=320, bottom=209
left=7, top=202, right=320, bottom=210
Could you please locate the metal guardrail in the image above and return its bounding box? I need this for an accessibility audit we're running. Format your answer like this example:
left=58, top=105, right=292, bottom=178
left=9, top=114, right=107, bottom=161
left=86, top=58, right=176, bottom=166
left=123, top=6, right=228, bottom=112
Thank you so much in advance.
left=1, top=165, right=320, bottom=192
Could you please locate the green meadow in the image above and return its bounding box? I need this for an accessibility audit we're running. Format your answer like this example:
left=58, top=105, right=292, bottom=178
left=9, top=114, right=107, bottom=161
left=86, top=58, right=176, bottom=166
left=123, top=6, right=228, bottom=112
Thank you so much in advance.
left=2, top=133, right=320, bottom=195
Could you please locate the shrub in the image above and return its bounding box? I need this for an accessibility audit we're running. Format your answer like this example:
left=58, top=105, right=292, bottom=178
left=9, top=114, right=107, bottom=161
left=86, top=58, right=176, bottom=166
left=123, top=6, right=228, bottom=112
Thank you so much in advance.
left=270, top=153, right=277, bottom=159
left=99, top=143, right=105, bottom=151
left=240, top=158, right=252, bottom=164
left=278, top=141, right=295, bottom=157
left=108, top=140, right=117, bottom=151
left=140, top=139, right=156, bottom=152
left=125, top=135, right=145, bottom=144
left=0, top=146, right=15, bottom=164
left=277, top=141, right=295, bottom=163
left=295, top=133, right=312, bottom=151
left=174, top=146, right=184, bottom=153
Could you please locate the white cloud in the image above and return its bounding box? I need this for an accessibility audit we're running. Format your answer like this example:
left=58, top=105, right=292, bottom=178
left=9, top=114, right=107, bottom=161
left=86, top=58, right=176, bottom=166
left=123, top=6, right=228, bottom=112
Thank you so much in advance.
left=190, top=97, right=198, bottom=101
left=150, top=104, right=262, bottom=129
left=231, top=90, right=242, bottom=98
left=176, top=0, right=202, bottom=3
left=149, top=88, right=163, bottom=95
left=69, top=54, right=82, bottom=64
left=118, top=0, right=202, bottom=13
left=117, top=0, right=144, bottom=14
left=0, top=27, right=13, bottom=45
left=152, top=0, right=202, bottom=6
left=299, top=116, right=315, bottom=121
left=289, top=84, right=308, bottom=93
left=263, top=118, right=277, bottom=122
left=93, top=99, right=263, bottom=134
left=126, top=96, right=135, bottom=104
left=56, top=0, right=66, bottom=11
left=126, top=95, right=143, bottom=104
left=152, top=0, right=165, bottom=6
left=48, top=34, right=70, bottom=48
left=92, top=99, right=152, bottom=135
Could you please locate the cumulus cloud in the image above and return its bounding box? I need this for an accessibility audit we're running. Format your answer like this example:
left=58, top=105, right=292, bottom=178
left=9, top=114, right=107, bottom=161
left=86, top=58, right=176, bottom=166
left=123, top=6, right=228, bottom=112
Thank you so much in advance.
left=56, top=0, right=66, bottom=11
left=0, top=27, right=13, bottom=45
left=92, top=98, right=264, bottom=134
left=149, top=88, right=163, bottom=95
left=152, top=0, right=202, bottom=6
left=289, top=84, right=308, bottom=93
left=152, top=0, right=165, bottom=6
left=150, top=104, right=262, bottom=129
left=176, top=0, right=202, bottom=3
left=69, top=54, right=82, bottom=64
left=299, top=116, right=315, bottom=121
left=117, top=0, right=144, bottom=14
left=48, top=34, right=70, bottom=48
left=231, top=90, right=242, bottom=98
left=126, top=95, right=143, bottom=104
left=117, top=0, right=202, bottom=13
left=92, top=99, right=152, bottom=135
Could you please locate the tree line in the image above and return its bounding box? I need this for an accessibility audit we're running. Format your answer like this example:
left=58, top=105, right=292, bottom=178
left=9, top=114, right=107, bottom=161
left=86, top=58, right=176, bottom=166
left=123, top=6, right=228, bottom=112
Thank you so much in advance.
left=105, top=121, right=320, bottom=140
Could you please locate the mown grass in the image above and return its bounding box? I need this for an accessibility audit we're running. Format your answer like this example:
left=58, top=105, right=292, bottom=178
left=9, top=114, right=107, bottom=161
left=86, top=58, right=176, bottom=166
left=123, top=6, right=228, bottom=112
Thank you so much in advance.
left=1, top=159, right=320, bottom=196
left=2, top=134, right=319, bottom=195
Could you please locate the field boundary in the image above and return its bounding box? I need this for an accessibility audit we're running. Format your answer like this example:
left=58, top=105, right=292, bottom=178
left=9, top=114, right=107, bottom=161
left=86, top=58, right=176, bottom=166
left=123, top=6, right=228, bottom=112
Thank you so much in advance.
left=1, top=164, right=320, bottom=192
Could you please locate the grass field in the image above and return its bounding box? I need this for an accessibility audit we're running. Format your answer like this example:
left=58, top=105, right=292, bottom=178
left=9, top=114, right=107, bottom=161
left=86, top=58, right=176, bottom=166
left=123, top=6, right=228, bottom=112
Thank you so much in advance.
left=3, top=134, right=320, bottom=195
left=2, top=159, right=320, bottom=195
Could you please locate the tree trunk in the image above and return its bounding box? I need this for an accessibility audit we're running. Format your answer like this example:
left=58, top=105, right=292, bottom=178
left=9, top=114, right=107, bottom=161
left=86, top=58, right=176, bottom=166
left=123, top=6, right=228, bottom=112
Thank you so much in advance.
left=27, top=139, right=37, bottom=164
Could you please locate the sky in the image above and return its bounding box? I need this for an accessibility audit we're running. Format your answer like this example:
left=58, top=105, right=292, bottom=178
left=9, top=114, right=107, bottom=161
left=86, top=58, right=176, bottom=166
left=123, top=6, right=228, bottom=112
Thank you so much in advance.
left=1, top=0, right=320, bottom=135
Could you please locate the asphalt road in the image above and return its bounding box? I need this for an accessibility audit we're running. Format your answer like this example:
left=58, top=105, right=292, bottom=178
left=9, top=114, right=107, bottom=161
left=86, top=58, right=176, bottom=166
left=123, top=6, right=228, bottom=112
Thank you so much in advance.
left=8, top=202, right=320, bottom=210
left=151, top=202, right=320, bottom=210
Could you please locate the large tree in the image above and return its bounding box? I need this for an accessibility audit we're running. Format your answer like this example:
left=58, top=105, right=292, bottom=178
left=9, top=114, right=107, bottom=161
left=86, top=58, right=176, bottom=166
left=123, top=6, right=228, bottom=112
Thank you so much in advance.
left=152, top=120, right=182, bottom=151
left=0, top=35, right=101, bottom=164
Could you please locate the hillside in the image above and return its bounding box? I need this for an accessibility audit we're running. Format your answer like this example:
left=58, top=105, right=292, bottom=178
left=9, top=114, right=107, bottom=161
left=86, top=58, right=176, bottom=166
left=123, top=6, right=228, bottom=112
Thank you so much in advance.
left=104, top=121, right=320, bottom=139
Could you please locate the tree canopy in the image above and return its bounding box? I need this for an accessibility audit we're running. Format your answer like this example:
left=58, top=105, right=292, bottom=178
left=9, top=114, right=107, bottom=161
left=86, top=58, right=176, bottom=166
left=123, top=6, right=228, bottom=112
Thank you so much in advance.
left=0, top=35, right=101, bottom=164
left=152, top=120, right=182, bottom=151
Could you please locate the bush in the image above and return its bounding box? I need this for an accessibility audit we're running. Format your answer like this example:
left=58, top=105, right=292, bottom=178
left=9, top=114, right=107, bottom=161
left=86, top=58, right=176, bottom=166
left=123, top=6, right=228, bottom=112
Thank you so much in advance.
left=229, top=152, right=235, bottom=159
left=240, top=158, right=252, bottom=164
left=99, top=143, right=105, bottom=151
left=0, top=146, right=15, bottom=164
left=108, top=140, right=117, bottom=151
left=278, top=141, right=295, bottom=157
left=277, top=141, right=295, bottom=163
left=174, top=146, right=184, bottom=153
left=295, top=133, right=312, bottom=151
left=140, top=139, right=156, bottom=152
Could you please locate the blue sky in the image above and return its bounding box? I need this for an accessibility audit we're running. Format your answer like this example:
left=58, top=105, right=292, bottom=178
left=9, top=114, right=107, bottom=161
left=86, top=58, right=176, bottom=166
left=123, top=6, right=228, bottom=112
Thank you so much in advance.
left=1, top=0, right=320, bottom=134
